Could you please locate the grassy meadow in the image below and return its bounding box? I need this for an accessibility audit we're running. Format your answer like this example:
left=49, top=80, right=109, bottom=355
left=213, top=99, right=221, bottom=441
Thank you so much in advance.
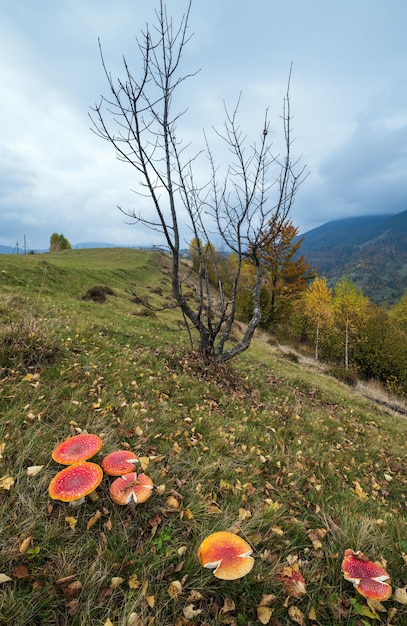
left=0, top=248, right=406, bottom=626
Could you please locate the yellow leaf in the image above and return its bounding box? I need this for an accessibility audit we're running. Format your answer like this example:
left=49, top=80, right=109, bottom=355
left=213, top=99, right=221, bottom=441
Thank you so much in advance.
left=165, top=495, right=180, bottom=509
left=238, top=507, right=251, bottom=521
left=65, top=517, right=77, bottom=531
left=353, top=480, right=368, bottom=500
left=22, top=373, right=40, bottom=382
left=0, top=574, right=12, bottom=583
left=127, top=614, right=143, bottom=626
left=181, top=507, right=193, bottom=520
left=103, top=620, right=114, bottom=626
left=0, top=475, right=14, bottom=491
left=367, top=598, right=387, bottom=613
left=139, top=456, right=149, bottom=471
left=111, top=577, right=124, bottom=589
left=87, top=510, right=102, bottom=530
left=394, top=587, right=407, bottom=604
left=146, top=595, right=155, bottom=608
left=271, top=526, right=284, bottom=536
left=168, top=580, right=182, bottom=600
left=288, top=605, right=306, bottom=626
left=27, top=465, right=44, bottom=477
left=19, top=535, right=33, bottom=553
left=257, top=606, right=274, bottom=624
left=0, top=442, right=6, bottom=454
left=155, top=484, right=166, bottom=496
left=308, top=606, right=317, bottom=621
left=128, top=574, right=141, bottom=589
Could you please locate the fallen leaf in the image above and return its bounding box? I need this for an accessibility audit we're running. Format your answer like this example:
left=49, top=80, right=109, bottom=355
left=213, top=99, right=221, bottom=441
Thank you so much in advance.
left=19, top=535, right=33, bottom=553
left=238, top=507, right=251, bottom=521
left=165, top=495, right=180, bottom=510
left=0, top=574, right=12, bottom=583
left=353, top=480, right=368, bottom=500
left=55, top=575, right=77, bottom=587
left=66, top=598, right=79, bottom=615
left=127, top=614, right=143, bottom=626
left=13, top=566, right=30, bottom=579
left=128, top=574, right=141, bottom=589
left=103, top=619, right=114, bottom=626
left=220, top=598, right=235, bottom=614
left=26, top=465, right=44, bottom=477
left=65, top=517, right=78, bottom=531
left=63, top=580, right=82, bottom=598
left=183, top=604, right=203, bottom=620
left=257, top=606, right=274, bottom=624
left=111, top=577, right=124, bottom=589
left=139, top=456, right=149, bottom=471
left=168, top=580, right=182, bottom=600
left=187, top=590, right=204, bottom=602
left=181, top=507, right=193, bottom=520
left=259, top=594, right=276, bottom=607
left=87, top=509, right=102, bottom=530
left=394, top=587, right=407, bottom=604
left=308, top=606, right=317, bottom=621
left=277, top=566, right=306, bottom=598
left=146, top=595, right=155, bottom=608
left=288, top=605, right=306, bottom=625
left=367, top=598, right=387, bottom=613
left=0, top=475, right=14, bottom=491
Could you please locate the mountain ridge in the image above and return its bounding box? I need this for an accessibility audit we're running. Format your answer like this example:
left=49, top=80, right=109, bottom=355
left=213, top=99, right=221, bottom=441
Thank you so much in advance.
left=299, top=209, right=407, bottom=304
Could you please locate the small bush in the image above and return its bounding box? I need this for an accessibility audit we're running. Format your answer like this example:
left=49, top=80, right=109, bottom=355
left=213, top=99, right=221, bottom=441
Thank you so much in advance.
left=0, top=315, right=60, bottom=371
left=329, top=366, right=358, bottom=387
left=82, top=285, right=115, bottom=303
left=284, top=351, right=299, bottom=363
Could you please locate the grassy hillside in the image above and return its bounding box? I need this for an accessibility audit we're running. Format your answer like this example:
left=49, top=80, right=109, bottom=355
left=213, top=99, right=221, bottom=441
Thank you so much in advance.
left=1, top=249, right=406, bottom=626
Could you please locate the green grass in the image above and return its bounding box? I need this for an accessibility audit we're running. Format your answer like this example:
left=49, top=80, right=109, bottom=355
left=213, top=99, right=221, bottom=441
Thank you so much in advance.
left=0, top=249, right=406, bottom=625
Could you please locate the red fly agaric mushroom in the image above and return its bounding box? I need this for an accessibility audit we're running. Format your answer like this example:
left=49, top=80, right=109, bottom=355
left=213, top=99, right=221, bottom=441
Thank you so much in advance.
left=101, top=450, right=139, bottom=476
left=109, top=472, right=153, bottom=505
left=52, top=433, right=103, bottom=465
left=341, top=549, right=392, bottom=601
left=49, top=461, right=103, bottom=506
left=198, top=531, right=254, bottom=580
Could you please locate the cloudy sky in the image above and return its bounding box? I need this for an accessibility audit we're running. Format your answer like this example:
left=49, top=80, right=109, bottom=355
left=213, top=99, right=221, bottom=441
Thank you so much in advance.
left=1, top=1, right=407, bottom=251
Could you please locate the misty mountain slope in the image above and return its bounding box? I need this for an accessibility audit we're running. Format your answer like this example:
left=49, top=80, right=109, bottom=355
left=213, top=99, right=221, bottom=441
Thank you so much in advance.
left=300, top=209, right=407, bottom=304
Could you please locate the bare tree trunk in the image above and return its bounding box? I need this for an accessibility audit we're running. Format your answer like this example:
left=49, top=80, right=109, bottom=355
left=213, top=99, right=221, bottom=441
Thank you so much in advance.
left=90, top=1, right=306, bottom=365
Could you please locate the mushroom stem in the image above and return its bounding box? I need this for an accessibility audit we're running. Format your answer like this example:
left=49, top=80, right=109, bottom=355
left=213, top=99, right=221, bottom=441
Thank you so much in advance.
left=68, top=496, right=86, bottom=507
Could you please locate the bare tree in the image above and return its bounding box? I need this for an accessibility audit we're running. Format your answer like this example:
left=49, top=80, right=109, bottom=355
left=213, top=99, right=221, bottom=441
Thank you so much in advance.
left=90, top=0, right=306, bottom=363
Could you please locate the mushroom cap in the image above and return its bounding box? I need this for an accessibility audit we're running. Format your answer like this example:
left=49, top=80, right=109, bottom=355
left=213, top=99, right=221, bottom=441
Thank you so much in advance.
left=52, top=434, right=103, bottom=465
left=342, top=549, right=392, bottom=601
left=101, top=450, right=139, bottom=476
left=109, top=472, right=153, bottom=505
left=356, top=577, right=392, bottom=601
left=198, top=531, right=254, bottom=580
left=49, top=461, right=103, bottom=502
